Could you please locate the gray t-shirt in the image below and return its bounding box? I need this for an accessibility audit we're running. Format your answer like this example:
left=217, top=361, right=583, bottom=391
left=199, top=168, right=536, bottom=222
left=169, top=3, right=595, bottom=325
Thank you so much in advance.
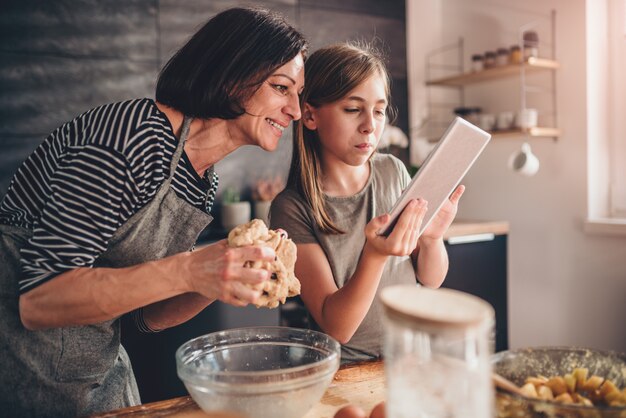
left=270, top=153, right=418, bottom=363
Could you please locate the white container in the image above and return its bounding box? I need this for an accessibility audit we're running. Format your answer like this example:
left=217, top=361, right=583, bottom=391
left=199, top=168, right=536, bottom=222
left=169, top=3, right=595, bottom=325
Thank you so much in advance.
left=496, top=111, right=515, bottom=130
left=478, top=113, right=496, bottom=131
left=381, top=285, right=495, bottom=418
left=221, top=201, right=251, bottom=231
left=515, top=108, right=538, bottom=129
left=253, top=200, right=272, bottom=226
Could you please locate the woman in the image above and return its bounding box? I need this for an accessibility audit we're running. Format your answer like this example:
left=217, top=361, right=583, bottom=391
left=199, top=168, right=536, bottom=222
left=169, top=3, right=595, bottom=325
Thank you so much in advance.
left=270, top=43, right=463, bottom=363
left=0, top=7, right=307, bottom=417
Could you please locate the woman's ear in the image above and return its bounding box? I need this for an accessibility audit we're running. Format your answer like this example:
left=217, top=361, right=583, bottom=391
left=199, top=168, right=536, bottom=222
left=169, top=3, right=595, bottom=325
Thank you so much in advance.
left=302, top=103, right=317, bottom=130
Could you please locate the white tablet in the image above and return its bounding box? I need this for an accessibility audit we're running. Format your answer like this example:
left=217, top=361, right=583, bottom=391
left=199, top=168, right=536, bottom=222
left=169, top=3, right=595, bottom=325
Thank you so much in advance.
left=378, top=117, right=491, bottom=236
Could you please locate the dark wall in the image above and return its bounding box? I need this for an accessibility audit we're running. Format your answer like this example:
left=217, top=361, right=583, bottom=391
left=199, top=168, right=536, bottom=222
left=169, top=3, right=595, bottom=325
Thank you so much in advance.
left=0, top=0, right=407, bottom=204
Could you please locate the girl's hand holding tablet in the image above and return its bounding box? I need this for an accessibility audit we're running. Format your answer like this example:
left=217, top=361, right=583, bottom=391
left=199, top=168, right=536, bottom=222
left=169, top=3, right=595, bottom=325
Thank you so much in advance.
left=421, top=185, right=465, bottom=242
left=364, top=198, right=429, bottom=257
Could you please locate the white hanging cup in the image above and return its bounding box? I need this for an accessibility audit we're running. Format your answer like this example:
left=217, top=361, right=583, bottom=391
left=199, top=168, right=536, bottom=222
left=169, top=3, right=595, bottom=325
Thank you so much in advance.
left=508, top=142, right=539, bottom=176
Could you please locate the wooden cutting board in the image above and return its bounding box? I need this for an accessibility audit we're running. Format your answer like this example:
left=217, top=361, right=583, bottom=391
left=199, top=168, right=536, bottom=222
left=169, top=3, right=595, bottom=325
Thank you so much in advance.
left=304, top=360, right=385, bottom=417
left=90, top=360, right=386, bottom=418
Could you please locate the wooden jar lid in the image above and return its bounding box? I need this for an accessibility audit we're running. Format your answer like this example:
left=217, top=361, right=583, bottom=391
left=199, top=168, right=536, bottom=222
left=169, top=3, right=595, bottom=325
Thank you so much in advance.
left=380, top=285, right=494, bottom=330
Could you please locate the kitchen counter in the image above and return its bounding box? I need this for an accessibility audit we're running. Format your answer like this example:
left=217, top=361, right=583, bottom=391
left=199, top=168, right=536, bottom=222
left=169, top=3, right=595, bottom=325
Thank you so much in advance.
left=90, top=360, right=385, bottom=418
left=444, top=220, right=509, bottom=239
left=198, top=220, right=509, bottom=245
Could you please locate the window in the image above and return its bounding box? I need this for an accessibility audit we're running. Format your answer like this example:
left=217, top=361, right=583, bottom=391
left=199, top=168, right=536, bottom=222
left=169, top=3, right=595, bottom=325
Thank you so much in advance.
left=585, top=0, right=626, bottom=234
left=608, top=0, right=626, bottom=217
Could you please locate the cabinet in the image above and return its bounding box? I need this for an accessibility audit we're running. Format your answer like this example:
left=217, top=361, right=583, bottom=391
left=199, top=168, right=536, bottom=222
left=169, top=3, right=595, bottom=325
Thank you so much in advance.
left=424, top=10, right=559, bottom=141
left=443, top=232, right=509, bottom=353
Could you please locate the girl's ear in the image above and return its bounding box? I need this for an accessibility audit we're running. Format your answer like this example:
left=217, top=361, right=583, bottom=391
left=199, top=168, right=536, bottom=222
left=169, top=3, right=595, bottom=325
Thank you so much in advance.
left=302, top=103, right=317, bottom=130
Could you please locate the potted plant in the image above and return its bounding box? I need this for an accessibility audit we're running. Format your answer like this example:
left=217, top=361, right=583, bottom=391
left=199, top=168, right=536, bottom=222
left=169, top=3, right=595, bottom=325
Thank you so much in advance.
left=251, top=176, right=284, bottom=226
left=220, top=187, right=251, bottom=231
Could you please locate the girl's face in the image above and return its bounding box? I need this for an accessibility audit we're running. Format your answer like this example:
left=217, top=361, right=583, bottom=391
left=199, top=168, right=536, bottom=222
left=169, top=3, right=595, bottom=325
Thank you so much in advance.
left=231, top=53, right=305, bottom=151
left=305, top=74, right=387, bottom=167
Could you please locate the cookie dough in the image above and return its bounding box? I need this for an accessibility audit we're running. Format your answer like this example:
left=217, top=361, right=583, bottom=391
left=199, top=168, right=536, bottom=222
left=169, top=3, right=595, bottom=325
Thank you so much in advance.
left=227, top=219, right=301, bottom=308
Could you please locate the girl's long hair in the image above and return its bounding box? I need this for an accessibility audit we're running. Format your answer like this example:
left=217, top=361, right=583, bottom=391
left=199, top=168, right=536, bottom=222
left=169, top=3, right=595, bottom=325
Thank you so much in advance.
left=287, top=42, right=395, bottom=234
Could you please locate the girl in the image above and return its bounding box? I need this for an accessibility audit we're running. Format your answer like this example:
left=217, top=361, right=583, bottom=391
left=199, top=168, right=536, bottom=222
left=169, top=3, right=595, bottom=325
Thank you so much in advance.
left=270, top=43, right=464, bottom=363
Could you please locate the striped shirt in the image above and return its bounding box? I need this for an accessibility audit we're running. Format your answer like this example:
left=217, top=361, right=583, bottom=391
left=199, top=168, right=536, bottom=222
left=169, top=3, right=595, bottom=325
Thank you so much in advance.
left=0, top=99, right=218, bottom=294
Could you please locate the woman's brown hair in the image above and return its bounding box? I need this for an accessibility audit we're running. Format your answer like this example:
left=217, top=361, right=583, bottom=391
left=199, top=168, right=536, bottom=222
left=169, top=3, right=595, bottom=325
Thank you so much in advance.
left=286, top=42, right=395, bottom=234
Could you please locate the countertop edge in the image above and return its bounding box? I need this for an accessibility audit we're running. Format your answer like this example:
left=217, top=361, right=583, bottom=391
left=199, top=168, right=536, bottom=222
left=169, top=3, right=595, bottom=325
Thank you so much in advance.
left=444, top=220, right=509, bottom=239
left=198, top=220, right=510, bottom=245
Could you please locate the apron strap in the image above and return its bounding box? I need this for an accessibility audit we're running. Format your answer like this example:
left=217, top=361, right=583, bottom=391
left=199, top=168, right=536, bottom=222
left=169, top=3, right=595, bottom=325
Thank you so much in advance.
left=162, top=115, right=193, bottom=188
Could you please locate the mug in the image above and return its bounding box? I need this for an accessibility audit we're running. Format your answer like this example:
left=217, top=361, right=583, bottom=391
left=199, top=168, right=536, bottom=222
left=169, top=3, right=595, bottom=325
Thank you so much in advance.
left=515, top=108, right=538, bottom=129
left=221, top=201, right=251, bottom=231
left=253, top=200, right=271, bottom=226
left=496, top=111, right=515, bottom=130
left=478, top=113, right=496, bottom=131
left=508, top=142, right=539, bottom=176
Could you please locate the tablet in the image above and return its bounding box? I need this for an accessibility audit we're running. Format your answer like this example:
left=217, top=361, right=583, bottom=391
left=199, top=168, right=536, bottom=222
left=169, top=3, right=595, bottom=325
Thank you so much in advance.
left=378, top=117, right=491, bottom=236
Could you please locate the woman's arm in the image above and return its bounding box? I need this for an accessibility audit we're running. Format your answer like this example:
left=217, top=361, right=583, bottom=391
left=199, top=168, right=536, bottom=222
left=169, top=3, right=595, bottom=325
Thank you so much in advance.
left=19, top=240, right=274, bottom=330
left=140, top=293, right=213, bottom=331
left=297, top=199, right=427, bottom=344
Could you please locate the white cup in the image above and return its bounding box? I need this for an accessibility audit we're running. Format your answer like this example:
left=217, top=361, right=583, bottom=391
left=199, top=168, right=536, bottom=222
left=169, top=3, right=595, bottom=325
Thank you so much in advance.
left=478, top=113, right=496, bottom=131
left=253, top=200, right=271, bottom=226
left=508, top=142, right=539, bottom=176
left=496, top=111, right=515, bottom=130
left=221, top=201, right=251, bottom=231
left=515, top=108, right=538, bottom=129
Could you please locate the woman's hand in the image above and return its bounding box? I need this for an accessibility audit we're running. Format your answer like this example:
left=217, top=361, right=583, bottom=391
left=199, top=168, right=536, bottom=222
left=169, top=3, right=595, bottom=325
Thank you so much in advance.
left=364, top=199, right=428, bottom=258
left=184, top=239, right=274, bottom=306
left=420, top=185, right=465, bottom=242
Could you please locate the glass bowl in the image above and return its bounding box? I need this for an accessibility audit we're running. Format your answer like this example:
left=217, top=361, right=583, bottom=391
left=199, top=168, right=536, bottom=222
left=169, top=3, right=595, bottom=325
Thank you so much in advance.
left=492, top=346, right=626, bottom=418
left=176, top=326, right=340, bottom=418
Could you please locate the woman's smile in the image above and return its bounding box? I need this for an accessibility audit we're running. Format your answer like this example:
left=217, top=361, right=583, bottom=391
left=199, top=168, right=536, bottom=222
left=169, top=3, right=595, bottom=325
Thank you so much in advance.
left=265, top=117, right=288, bottom=136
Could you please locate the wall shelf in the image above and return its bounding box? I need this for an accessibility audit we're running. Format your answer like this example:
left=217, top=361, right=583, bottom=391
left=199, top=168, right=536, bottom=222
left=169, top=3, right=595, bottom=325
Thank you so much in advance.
left=426, top=57, right=560, bottom=87
left=491, top=126, right=561, bottom=138
left=428, top=126, right=561, bottom=143
left=423, top=10, right=559, bottom=141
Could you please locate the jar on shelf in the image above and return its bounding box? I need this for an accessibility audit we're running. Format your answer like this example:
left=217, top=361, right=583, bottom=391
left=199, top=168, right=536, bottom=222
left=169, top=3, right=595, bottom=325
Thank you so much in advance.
left=523, top=30, right=539, bottom=59
left=381, top=285, right=495, bottom=418
left=483, top=51, right=496, bottom=69
left=509, top=45, right=522, bottom=64
left=471, top=54, right=484, bottom=72
left=454, top=106, right=482, bottom=126
left=496, top=48, right=510, bottom=66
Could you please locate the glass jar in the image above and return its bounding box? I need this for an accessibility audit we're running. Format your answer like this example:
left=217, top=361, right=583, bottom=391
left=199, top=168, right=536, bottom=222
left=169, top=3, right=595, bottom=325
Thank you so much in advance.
left=381, top=285, right=495, bottom=418
left=496, top=48, right=510, bottom=66
left=483, top=51, right=496, bottom=69
left=523, top=31, right=539, bottom=59
left=454, top=106, right=482, bottom=126
left=509, top=45, right=522, bottom=64
left=471, top=54, right=484, bottom=72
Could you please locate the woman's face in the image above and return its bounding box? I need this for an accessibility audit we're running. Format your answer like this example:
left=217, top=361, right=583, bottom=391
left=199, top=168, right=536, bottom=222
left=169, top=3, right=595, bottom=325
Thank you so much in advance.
left=305, top=73, right=387, bottom=167
left=231, top=53, right=305, bottom=151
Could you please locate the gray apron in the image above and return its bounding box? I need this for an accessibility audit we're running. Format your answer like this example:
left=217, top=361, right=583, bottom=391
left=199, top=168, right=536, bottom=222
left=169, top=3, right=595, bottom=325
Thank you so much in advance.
left=0, top=117, right=212, bottom=417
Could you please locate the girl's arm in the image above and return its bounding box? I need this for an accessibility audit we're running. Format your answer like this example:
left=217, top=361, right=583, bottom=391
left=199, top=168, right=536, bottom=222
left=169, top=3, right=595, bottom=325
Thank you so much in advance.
left=296, top=199, right=427, bottom=344
left=411, top=185, right=465, bottom=287
left=19, top=240, right=274, bottom=330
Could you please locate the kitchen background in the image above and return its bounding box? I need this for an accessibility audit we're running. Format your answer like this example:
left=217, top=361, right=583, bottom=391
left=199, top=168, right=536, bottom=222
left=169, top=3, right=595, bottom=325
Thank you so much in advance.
left=1, top=0, right=625, bottom=404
